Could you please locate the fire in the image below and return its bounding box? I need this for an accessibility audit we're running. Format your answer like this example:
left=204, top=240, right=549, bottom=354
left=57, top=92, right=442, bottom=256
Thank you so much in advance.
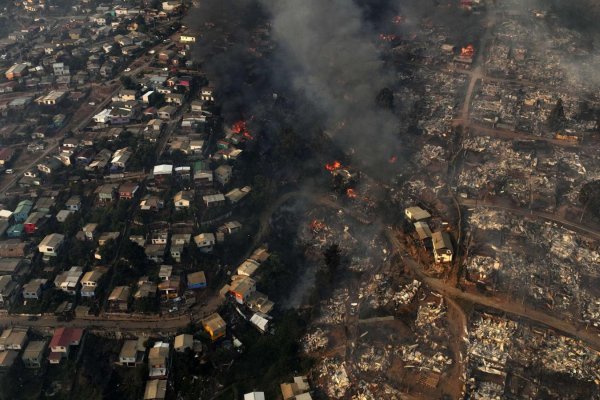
left=325, top=161, right=342, bottom=171
left=310, top=219, right=326, bottom=232
left=388, top=155, right=398, bottom=164
left=232, top=120, right=254, bottom=140
left=460, top=44, right=475, bottom=58
left=392, top=15, right=405, bottom=25
left=346, top=188, right=358, bottom=198
left=231, top=120, right=247, bottom=134
left=379, top=34, right=397, bottom=42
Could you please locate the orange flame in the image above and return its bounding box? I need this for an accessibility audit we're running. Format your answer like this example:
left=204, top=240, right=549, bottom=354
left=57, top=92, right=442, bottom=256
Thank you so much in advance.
left=232, top=120, right=254, bottom=140
left=460, top=44, right=474, bottom=58
left=346, top=188, right=358, bottom=198
left=325, top=161, right=342, bottom=171
left=310, top=219, right=326, bottom=232
left=232, top=120, right=247, bottom=134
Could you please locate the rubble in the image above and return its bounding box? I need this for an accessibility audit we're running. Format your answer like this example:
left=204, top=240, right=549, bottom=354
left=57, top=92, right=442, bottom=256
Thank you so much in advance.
left=398, top=297, right=453, bottom=374
left=536, top=334, right=600, bottom=382
left=468, top=381, right=505, bottom=400
left=356, top=345, right=390, bottom=373
left=316, top=289, right=348, bottom=325
left=393, top=280, right=421, bottom=307
left=301, top=328, right=329, bottom=354
left=467, top=313, right=517, bottom=377
left=468, top=209, right=600, bottom=325
left=315, top=357, right=351, bottom=399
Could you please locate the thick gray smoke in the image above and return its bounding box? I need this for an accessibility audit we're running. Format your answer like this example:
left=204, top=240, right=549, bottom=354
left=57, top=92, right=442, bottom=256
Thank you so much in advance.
left=260, top=0, right=402, bottom=166
left=501, top=0, right=600, bottom=92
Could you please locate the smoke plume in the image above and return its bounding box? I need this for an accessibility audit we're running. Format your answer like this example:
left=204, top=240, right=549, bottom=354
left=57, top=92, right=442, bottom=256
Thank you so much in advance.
left=259, top=0, right=401, bottom=168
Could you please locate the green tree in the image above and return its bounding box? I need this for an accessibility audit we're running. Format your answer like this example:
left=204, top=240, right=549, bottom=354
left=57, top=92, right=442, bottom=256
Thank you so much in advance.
left=99, top=238, right=118, bottom=261
left=120, top=75, right=137, bottom=90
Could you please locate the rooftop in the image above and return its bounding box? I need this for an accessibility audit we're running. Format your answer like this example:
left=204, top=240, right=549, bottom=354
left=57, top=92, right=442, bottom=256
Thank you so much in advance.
left=49, top=327, right=83, bottom=349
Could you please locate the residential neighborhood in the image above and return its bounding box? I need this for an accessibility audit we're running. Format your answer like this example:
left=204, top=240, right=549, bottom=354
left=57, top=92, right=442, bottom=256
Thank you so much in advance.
left=1, top=0, right=600, bottom=399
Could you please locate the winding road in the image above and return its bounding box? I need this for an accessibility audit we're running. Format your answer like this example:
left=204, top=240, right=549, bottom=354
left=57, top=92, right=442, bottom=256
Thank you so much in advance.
left=384, top=229, right=600, bottom=352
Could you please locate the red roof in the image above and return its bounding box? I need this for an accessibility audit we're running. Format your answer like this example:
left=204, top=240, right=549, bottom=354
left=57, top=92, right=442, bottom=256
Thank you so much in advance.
left=50, top=327, right=83, bottom=348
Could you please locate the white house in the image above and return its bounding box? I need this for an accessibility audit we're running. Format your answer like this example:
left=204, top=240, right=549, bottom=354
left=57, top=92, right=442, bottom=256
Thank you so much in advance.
left=54, top=266, right=83, bottom=295
left=214, top=165, right=233, bottom=185
left=404, top=206, right=431, bottom=221
left=432, top=231, right=454, bottom=263
left=173, top=190, right=193, bottom=210
left=38, top=233, right=65, bottom=258
left=193, top=233, right=215, bottom=253
left=22, top=279, right=47, bottom=300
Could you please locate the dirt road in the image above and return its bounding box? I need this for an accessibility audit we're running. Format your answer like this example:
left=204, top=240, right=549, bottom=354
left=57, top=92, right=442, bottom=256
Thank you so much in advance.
left=384, top=229, right=600, bottom=352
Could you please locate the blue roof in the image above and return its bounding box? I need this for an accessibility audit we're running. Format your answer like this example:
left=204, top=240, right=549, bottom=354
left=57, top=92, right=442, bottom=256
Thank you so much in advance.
left=14, top=200, right=33, bottom=215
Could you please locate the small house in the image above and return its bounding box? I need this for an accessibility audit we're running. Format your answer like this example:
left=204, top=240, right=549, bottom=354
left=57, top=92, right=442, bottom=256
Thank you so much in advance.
left=173, top=190, right=193, bottom=209
left=229, top=276, right=256, bottom=305
left=144, top=379, right=167, bottom=400
left=187, top=271, right=206, bottom=290
left=118, top=182, right=139, bottom=200
left=193, top=233, right=215, bottom=252
left=48, top=327, right=84, bottom=364
left=148, top=342, right=170, bottom=379
left=22, top=278, right=48, bottom=300
left=108, top=286, right=131, bottom=312
left=13, top=200, right=33, bottom=223
left=65, top=195, right=82, bottom=211
left=202, top=194, right=225, bottom=208
left=119, top=338, right=146, bottom=367
left=432, top=231, right=454, bottom=263
left=405, top=206, right=431, bottom=221
left=38, top=233, right=65, bottom=259
left=201, top=313, right=226, bottom=341
left=22, top=340, right=47, bottom=368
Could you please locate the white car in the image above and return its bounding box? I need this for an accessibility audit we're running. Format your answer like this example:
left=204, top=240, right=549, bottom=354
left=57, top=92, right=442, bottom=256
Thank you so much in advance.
left=125, top=67, right=131, bottom=72
left=5, top=169, right=13, bottom=174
